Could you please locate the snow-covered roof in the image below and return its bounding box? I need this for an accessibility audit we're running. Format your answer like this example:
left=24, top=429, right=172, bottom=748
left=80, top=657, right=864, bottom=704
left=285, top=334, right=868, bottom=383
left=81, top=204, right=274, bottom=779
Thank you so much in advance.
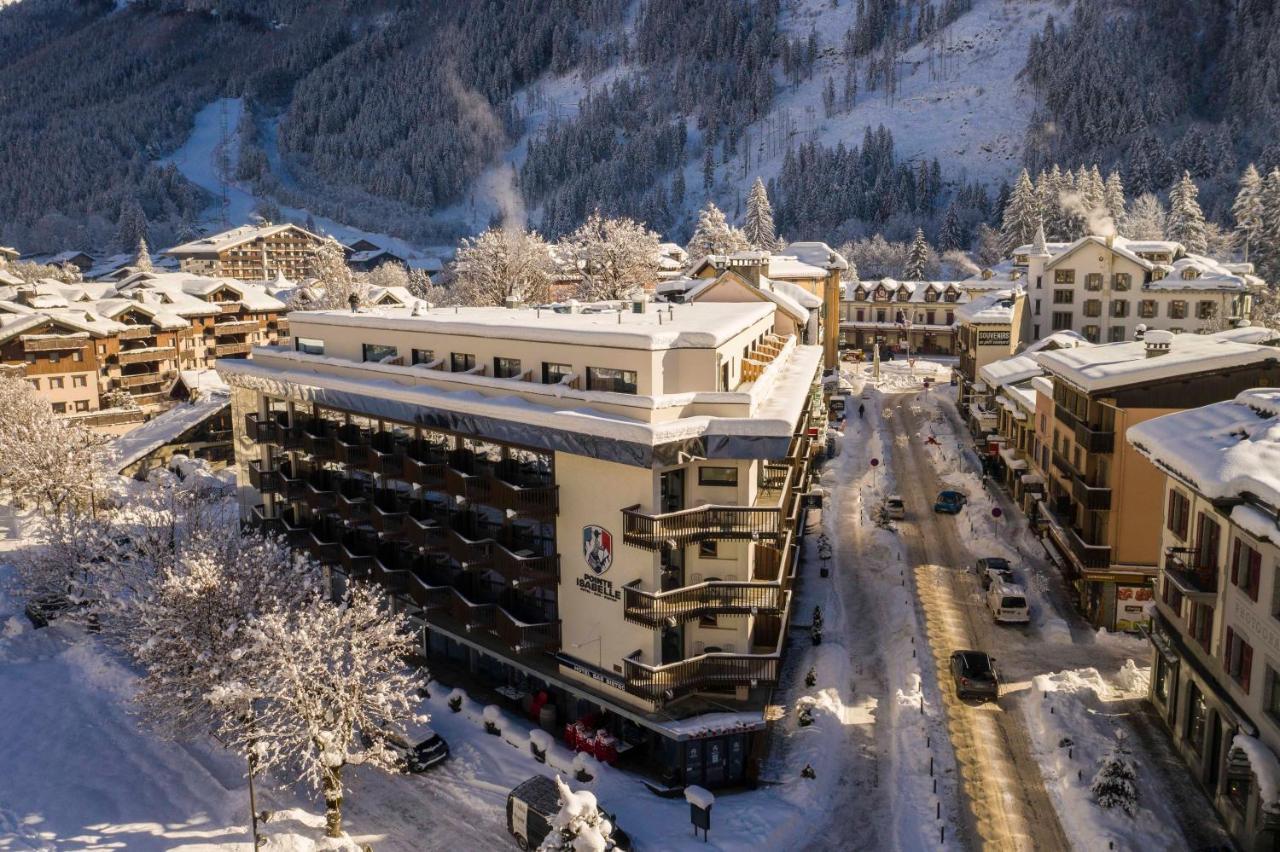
left=165, top=223, right=324, bottom=257
left=954, top=289, right=1017, bottom=325
left=0, top=268, right=24, bottom=287
left=978, top=354, right=1043, bottom=389
left=1144, top=253, right=1263, bottom=292
left=104, top=391, right=230, bottom=473
left=1128, top=388, right=1280, bottom=523
left=1024, top=330, right=1090, bottom=353
left=782, top=241, right=848, bottom=271
left=765, top=255, right=829, bottom=280
left=289, top=301, right=777, bottom=351
left=1232, top=735, right=1280, bottom=814
left=1038, top=330, right=1280, bottom=393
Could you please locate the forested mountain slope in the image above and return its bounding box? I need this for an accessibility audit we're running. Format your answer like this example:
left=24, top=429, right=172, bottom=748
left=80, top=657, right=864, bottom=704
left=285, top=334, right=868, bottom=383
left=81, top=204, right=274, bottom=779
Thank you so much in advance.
left=0, top=0, right=1276, bottom=254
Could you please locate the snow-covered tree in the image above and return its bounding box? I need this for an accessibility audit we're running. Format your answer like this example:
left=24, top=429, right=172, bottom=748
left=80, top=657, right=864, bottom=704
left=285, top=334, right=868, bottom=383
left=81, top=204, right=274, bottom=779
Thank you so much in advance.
left=938, top=204, right=964, bottom=252
left=135, top=237, right=153, bottom=272
left=452, top=226, right=552, bottom=306
left=1166, top=171, right=1208, bottom=253
left=539, top=775, right=618, bottom=852
left=293, top=239, right=369, bottom=311
left=1232, top=164, right=1265, bottom=263
left=904, top=228, right=930, bottom=279
left=975, top=223, right=1003, bottom=267
left=999, top=169, right=1040, bottom=255
left=240, top=584, right=426, bottom=838
left=115, top=197, right=148, bottom=254
left=1091, top=735, right=1138, bottom=816
left=0, top=374, right=104, bottom=516
left=742, top=177, right=779, bottom=251
left=1103, top=170, right=1127, bottom=228
left=1123, top=193, right=1166, bottom=240
left=562, top=211, right=661, bottom=301
left=1256, top=168, right=1280, bottom=282
left=686, top=201, right=751, bottom=262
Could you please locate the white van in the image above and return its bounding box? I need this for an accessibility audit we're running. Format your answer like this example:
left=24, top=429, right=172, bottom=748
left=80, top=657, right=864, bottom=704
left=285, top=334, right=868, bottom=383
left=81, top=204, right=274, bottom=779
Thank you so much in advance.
left=987, top=582, right=1030, bottom=624
left=884, top=495, right=906, bottom=520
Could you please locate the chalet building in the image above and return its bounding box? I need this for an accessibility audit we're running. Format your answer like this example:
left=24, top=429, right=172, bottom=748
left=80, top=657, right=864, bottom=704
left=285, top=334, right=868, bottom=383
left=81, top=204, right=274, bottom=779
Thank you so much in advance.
left=348, top=247, right=408, bottom=272
left=220, top=299, right=823, bottom=789
left=166, top=224, right=328, bottom=281
left=1034, top=330, right=1280, bottom=631
left=838, top=279, right=966, bottom=356
left=1128, top=389, right=1280, bottom=852
left=1017, top=228, right=1261, bottom=344
left=0, top=311, right=109, bottom=413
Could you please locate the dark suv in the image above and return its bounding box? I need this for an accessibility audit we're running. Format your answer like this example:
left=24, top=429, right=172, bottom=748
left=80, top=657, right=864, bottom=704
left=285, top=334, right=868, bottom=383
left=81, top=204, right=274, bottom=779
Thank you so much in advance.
left=949, top=650, right=999, bottom=701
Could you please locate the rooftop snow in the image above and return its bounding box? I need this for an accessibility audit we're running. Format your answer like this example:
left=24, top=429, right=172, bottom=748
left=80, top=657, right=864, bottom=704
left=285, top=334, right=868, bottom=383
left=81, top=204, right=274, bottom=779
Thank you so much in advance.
left=105, top=391, right=230, bottom=473
left=978, top=354, right=1042, bottom=388
left=1037, top=331, right=1278, bottom=393
left=954, top=288, right=1017, bottom=324
left=165, top=223, right=325, bottom=257
left=289, top=302, right=777, bottom=351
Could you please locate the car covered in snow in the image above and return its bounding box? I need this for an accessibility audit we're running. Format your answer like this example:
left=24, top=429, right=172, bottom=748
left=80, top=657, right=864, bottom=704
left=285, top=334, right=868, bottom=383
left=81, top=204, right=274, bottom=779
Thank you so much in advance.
left=933, top=490, right=967, bottom=514
left=506, top=774, right=631, bottom=851
left=975, top=557, right=1018, bottom=590
left=362, top=721, right=449, bottom=773
left=23, top=593, right=88, bottom=629
left=884, top=495, right=906, bottom=520
left=949, top=650, right=1000, bottom=701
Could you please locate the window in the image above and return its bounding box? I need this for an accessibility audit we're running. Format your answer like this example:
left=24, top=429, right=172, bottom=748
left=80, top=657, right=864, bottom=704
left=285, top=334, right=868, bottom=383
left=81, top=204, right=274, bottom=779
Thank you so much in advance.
left=72, top=350, right=83, bottom=362
left=1197, top=301, right=1217, bottom=320
left=450, top=353, right=476, bottom=372
left=1084, top=273, right=1103, bottom=291
left=855, top=308, right=865, bottom=322
left=295, top=337, right=325, bottom=356
left=945, top=311, right=954, bottom=325
left=24, top=353, right=34, bottom=363
left=51, top=402, right=66, bottom=413
left=411, top=348, right=434, bottom=365
left=49, top=377, right=64, bottom=389
left=586, top=367, right=637, bottom=394
left=49, top=352, right=60, bottom=364
left=1167, top=489, right=1190, bottom=540
left=493, top=357, right=522, bottom=379
left=1230, top=539, right=1262, bottom=602
left=1108, top=326, right=1127, bottom=342
left=1195, top=512, right=1221, bottom=572
left=74, top=400, right=89, bottom=412
left=362, top=343, right=398, bottom=363
left=1224, top=627, right=1254, bottom=693
left=876, top=309, right=887, bottom=323
left=1082, top=325, right=1100, bottom=343
left=1186, top=682, right=1207, bottom=752
left=1169, top=300, right=1188, bottom=319
left=1153, top=654, right=1170, bottom=705
left=1190, top=602, right=1214, bottom=651
left=926, top=310, right=936, bottom=326
left=542, top=362, right=573, bottom=385
left=1083, top=299, right=1102, bottom=317
left=72, top=375, right=86, bottom=387
left=1034, top=299, right=1041, bottom=315
left=1111, top=300, right=1129, bottom=318
left=1266, top=667, right=1280, bottom=725
left=1051, top=312, right=1073, bottom=331
left=1112, top=273, right=1132, bottom=291
left=27, top=378, right=39, bottom=390
left=1053, top=269, right=1075, bottom=285
left=1138, top=299, right=1157, bottom=318
left=698, top=466, right=738, bottom=487
left=699, top=541, right=719, bottom=559
left=1163, top=576, right=1185, bottom=613
left=1052, top=289, right=1075, bottom=304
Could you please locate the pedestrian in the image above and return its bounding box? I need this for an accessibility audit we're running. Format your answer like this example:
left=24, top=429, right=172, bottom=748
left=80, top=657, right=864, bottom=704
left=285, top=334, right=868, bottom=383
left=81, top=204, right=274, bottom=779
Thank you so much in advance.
left=858, top=403, right=865, bottom=419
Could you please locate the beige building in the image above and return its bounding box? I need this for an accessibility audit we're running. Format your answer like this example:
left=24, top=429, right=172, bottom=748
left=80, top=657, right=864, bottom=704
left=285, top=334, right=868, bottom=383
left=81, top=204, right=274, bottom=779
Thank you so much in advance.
left=838, top=279, right=966, bottom=356
left=1128, top=389, right=1280, bottom=851
left=952, top=288, right=1024, bottom=417
left=219, top=299, right=821, bottom=788
left=166, top=224, right=327, bottom=280
left=1035, top=330, right=1280, bottom=630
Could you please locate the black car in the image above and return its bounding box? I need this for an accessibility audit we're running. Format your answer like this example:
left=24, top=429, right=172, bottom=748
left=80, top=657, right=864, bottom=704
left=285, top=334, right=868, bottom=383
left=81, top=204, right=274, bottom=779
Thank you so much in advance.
left=976, top=557, right=1016, bottom=590
left=950, top=650, right=1000, bottom=701
left=363, top=724, right=449, bottom=773
left=23, top=593, right=82, bottom=628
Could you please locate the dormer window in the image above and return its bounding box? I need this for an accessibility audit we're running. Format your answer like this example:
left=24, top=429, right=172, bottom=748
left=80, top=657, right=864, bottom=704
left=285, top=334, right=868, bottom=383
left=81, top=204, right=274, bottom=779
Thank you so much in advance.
left=897, top=289, right=910, bottom=302
left=924, top=289, right=938, bottom=302
left=1181, top=268, right=1200, bottom=280
left=874, top=287, right=888, bottom=302
left=943, top=288, right=959, bottom=303
left=853, top=287, right=867, bottom=301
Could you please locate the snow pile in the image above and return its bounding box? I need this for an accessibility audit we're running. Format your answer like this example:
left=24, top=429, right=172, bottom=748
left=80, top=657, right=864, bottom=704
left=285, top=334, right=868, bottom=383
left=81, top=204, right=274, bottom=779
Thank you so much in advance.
left=683, top=785, right=714, bottom=810
left=539, top=775, right=614, bottom=852
left=1232, top=734, right=1280, bottom=814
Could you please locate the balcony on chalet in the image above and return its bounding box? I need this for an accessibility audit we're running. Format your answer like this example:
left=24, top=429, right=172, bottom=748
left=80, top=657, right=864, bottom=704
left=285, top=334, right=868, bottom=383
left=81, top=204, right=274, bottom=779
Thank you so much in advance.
left=298, top=468, right=342, bottom=512
left=402, top=439, right=448, bottom=487
left=1164, top=548, right=1217, bottom=602
left=407, top=586, right=560, bottom=656
left=1073, top=420, right=1115, bottom=454
left=214, top=342, right=253, bottom=358
left=334, top=424, right=371, bottom=467
left=402, top=499, right=449, bottom=550
left=622, top=594, right=790, bottom=705
left=301, top=419, right=336, bottom=459
left=117, top=346, right=175, bottom=366
left=118, top=372, right=167, bottom=390
left=368, top=488, right=410, bottom=535
left=1070, top=471, right=1112, bottom=511
left=117, top=325, right=155, bottom=342
left=623, top=579, right=784, bottom=628
left=1045, top=510, right=1112, bottom=571
left=366, top=430, right=406, bottom=477
left=334, top=477, right=373, bottom=522
left=247, top=459, right=279, bottom=493
left=209, top=320, right=259, bottom=337
left=337, top=529, right=377, bottom=577
left=22, top=335, right=89, bottom=353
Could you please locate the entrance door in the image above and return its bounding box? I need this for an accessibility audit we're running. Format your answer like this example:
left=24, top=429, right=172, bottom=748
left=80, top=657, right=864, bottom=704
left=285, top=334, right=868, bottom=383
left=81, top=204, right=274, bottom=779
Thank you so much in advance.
left=1207, top=713, right=1222, bottom=791
left=661, top=625, right=684, bottom=665
left=660, top=469, right=685, bottom=514
left=704, top=738, right=727, bottom=786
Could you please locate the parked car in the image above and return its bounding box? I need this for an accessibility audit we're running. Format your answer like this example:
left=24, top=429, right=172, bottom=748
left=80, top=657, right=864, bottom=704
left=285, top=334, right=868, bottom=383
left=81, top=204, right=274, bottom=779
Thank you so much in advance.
left=933, top=490, right=968, bottom=514
left=363, top=721, right=449, bottom=773
left=507, top=775, right=631, bottom=851
left=949, top=650, right=1000, bottom=700
left=975, top=557, right=1016, bottom=590
left=986, top=583, right=1031, bottom=625
left=23, top=593, right=83, bottom=629
left=884, top=495, right=906, bottom=520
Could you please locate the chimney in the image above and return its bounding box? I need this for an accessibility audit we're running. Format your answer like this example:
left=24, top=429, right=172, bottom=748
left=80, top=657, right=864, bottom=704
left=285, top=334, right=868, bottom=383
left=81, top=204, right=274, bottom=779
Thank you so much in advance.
left=727, top=250, right=767, bottom=287
left=631, top=293, right=648, bottom=314
left=1106, top=234, right=1115, bottom=250
left=1143, top=329, right=1174, bottom=358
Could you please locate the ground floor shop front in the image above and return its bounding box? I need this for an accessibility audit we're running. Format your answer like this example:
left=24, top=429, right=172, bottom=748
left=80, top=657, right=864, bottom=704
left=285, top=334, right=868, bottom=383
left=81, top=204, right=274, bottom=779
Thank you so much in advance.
left=838, top=326, right=955, bottom=356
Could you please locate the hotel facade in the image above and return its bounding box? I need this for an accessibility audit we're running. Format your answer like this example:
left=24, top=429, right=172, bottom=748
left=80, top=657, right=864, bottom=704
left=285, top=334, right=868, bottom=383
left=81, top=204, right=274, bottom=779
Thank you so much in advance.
left=218, top=299, right=822, bottom=788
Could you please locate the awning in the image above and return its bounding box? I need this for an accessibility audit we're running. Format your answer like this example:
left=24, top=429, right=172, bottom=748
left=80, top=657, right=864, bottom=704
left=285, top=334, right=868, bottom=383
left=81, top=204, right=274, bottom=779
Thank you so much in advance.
left=999, top=447, right=1027, bottom=469
left=1020, top=473, right=1045, bottom=485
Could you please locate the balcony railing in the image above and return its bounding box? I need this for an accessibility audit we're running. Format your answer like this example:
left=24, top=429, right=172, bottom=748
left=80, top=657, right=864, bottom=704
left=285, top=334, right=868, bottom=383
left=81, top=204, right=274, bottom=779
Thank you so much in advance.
left=1046, top=513, right=1112, bottom=571
left=623, top=648, right=781, bottom=705
left=1054, top=402, right=1079, bottom=426
left=447, top=527, right=493, bottom=571
left=301, top=419, right=336, bottom=459
left=214, top=342, right=253, bottom=357
left=119, top=372, right=166, bottom=389
left=1164, top=549, right=1217, bottom=601
left=247, top=459, right=279, bottom=493
left=368, top=489, right=409, bottom=534
left=210, top=320, right=259, bottom=337
left=402, top=440, right=448, bottom=487
left=23, top=335, right=88, bottom=352
left=117, top=326, right=155, bottom=341
left=1051, top=454, right=1075, bottom=478
left=621, top=504, right=784, bottom=551
left=447, top=588, right=497, bottom=633
left=492, top=545, right=559, bottom=589
left=117, top=347, right=175, bottom=366
left=335, top=478, right=372, bottom=521
left=1070, top=472, right=1112, bottom=511
left=623, top=579, right=784, bottom=628
left=494, top=607, right=560, bottom=654
left=334, top=425, right=371, bottom=467
left=366, top=431, right=405, bottom=477
left=1073, top=421, right=1115, bottom=454
left=402, top=500, right=448, bottom=550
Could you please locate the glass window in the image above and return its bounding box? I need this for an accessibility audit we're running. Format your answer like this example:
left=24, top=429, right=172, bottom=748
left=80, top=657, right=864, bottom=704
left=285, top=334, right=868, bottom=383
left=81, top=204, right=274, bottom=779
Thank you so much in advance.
left=1052, top=289, right=1075, bottom=304
left=1054, top=269, right=1075, bottom=284
left=1108, top=326, right=1127, bottom=342
left=72, top=350, right=83, bottom=362
left=295, top=337, right=325, bottom=356
left=451, top=353, right=476, bottom=372
left=1082, top=325, right=1100, bottom=343
left=1224, top=627, right=1254, bottom=693
left=50, top=377, right=63, bottom=389
left=1197, top=301, right=1217, bottom=320
left=1190, top=602, right=1214, bottom=651
left=698, top=466, right=738, bottom=487
left=493, top=357, right=522, bottom=379
left=362, top=343, right=398, bottom=362
left=411, top=348, right=434, bottom=365
left=51, top=402, right=66, bottom=413
left=1154, top=655, right=1170, bottom=705
left=72, top=375, right=86, bottom=387
left=1138, top=300, right=1157, bottom=318
left=1231, top=539, right=1263, bottom=602
left=1169, top=300, right=1188, bottom=319
left=1167, top=489, right=1190, bottom=539
left=1195, top=512, right=1221, bottom=571
left=1051, top=312, right=1073, bottom=331
left=1186, top=682, right=1207, bottom=752
left=1083, top=299, right=1101, bottom=317
left=74, top=400, right=89, bottom=412
left=1266, top=667, right=1280, bottom=725
left=1111, top=300, right=1129, bottom=318
left=1113, top=273, right=1132, bottom=291
left=542, top=362, right=573, bottom=384
left=1084, top=273, right=1103, bottom=291
left=49, top=352, right=60, bottom=364
left=587, top=367, right=638, bottom=394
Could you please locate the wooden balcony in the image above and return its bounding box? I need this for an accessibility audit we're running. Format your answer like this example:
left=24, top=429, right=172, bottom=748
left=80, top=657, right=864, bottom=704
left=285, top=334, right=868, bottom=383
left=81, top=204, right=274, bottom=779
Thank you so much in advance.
left=623, top=579, right=784, bottom=628
left=447, top=527, right=493, bottom=571
left=1164, top=549, right=1217, bottom=602
left=117, top=325, right=155, bottom=341
left=244, top=411, right=279, bottom=444
left=403, top=501, right=448, bottom=550
left=247, top=459, right=279, bottom=493
left=445, top=455, right=492, bottom=504
left=337, top=531, right=376, bottom=577
left=447, top=588, right=497, bottom=633
left=334, top=425, right=370, bottom=467
left=368, top=489, right=409, bottom=534
left=23, top=335, right=88, bottom=352
left=334, top=477, right=372, bottom=521
left=402, top=572, right=451, bottom=612
left=366, top=431, right=405, bottom=477
left=621, top=504, right=784, bottom=551
left=119, top=372, right=166, bottom=389
left=300, top=469, right=340, bottom=511
left=301, top=419, right=335, bottom=459
left=306, top=521, right=342, bottom=564
left=214, top=342, right=253, bottom=357
left=623, top=648, right=780, bottom=705
left=490, top=460, right=558, bottom=518
left=402, top=440, right=447, bottom=487
left=217, top=302, right=242, bottom=314
left=1070, top=472, right=1112, bottom=511
left=210, top=320, right=259, bottom=337
left=117, top=347, right=175, bottom=366
left=494, top=607, right=560, bottom=654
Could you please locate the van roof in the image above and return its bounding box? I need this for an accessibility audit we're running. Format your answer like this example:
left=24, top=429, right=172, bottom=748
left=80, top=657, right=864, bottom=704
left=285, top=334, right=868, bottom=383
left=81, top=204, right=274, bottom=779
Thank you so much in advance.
left=510, top=775, right=560, bottom=816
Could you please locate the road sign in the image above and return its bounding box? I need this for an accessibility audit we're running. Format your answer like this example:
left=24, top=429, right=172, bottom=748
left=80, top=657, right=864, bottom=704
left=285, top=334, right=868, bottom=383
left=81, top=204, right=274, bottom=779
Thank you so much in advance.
left=870, top=458, right=879, bottom=467
left=992, top=507, right=1003, bottom=518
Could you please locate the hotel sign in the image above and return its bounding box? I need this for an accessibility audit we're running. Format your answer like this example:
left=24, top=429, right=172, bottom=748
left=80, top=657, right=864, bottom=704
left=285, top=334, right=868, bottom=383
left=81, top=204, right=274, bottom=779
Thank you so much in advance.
left=977, top=330, right=1010, bottom=347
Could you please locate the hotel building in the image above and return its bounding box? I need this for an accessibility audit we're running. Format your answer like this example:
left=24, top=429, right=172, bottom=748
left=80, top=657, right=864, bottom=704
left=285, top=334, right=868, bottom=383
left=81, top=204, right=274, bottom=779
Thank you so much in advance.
left=218, top=299, right=822, bottom=788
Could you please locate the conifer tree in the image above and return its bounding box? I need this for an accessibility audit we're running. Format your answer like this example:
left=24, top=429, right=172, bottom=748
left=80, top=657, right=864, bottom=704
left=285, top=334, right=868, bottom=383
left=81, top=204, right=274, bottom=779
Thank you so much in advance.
left=1091, top=735, right=1138, bottom=816
left=743, top=177, right=779, bottom=251
left=1257, top=168, right=1280, bottom=282
left=1103, top=170, right=1127, bottom=231
left=135, top=237, right=153, bottom=272
left=905, top=228, right=930, bottom=279
left=1232, top=164, right=1265, bottom=263
left=939, top=204, right=963, bottom=252
left=1166, top=171, right=1208, bottom=253
left=999, top=170, right=1040, bottom=255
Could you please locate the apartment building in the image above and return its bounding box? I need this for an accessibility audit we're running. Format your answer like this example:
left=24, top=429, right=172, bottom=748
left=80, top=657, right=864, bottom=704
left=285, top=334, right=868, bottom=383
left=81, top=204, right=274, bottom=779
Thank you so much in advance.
left=952, top=288, right=1024, bottom=416
left=838, top=279, right=966, bottom=356
left=166, top=223, right=327, bottom=280
left=1128, top=389, right=1280, bottom=851
left=972, top=353, right=1046, bottom=506
left=219, top=299, right=821, bottom=788
left=1035, top=330, right=1280, bottom=630
left=1019, top=230, right=1260, bottom=344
